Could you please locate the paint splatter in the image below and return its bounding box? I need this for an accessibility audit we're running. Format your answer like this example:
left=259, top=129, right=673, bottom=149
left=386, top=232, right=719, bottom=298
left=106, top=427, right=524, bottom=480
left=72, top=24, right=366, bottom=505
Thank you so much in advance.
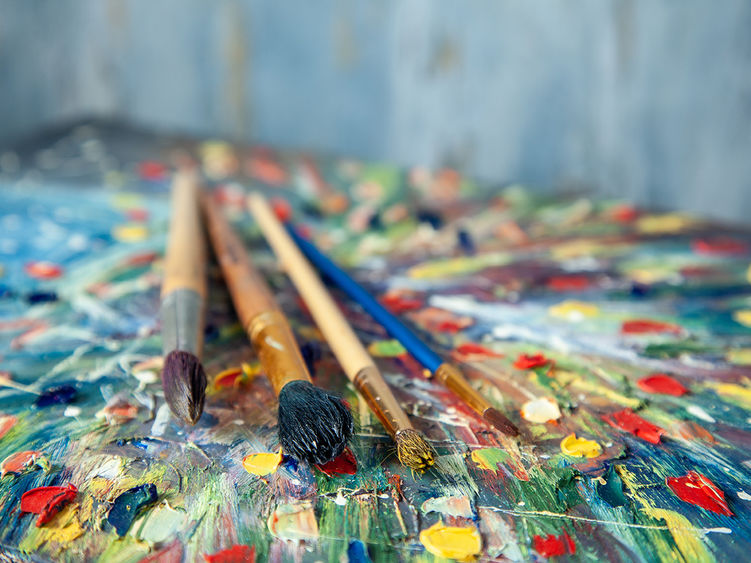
left=203, top=545, right=255, bottom=563
left=24, top=261, right=63, bottom=279
left=21, top=483, right=77, bottom=526
left=602, top=409, right=664, bottom=444
left=666, top=471, right=733, bottom=516
left=533, top=531, right=576, bottom=557
left=419, top=521, right=482, bottom=561
left=315, top=447, right=357, bottom=476
left=521, top=397, right=561, bottom=423
left=560, top=433, right=602, bottom=458
left=513, top=353, right=551, bottom=370
left=636, top=374, right=688, bottom=396
left=242, top=451, right=282, bottom=476
left=107, top=483, right=158, bottom=537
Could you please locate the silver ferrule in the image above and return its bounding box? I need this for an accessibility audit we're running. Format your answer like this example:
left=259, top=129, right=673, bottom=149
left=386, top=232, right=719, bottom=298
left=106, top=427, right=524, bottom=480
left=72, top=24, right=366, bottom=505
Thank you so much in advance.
left=161, top=288, right=205, bottom=356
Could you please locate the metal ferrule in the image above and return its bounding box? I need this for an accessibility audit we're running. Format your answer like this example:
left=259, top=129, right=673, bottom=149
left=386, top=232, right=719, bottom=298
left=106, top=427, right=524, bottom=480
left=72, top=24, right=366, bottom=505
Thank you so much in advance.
left=161, top=288, right=205, bottom=356
left=354, top=365, right=413, bottom=438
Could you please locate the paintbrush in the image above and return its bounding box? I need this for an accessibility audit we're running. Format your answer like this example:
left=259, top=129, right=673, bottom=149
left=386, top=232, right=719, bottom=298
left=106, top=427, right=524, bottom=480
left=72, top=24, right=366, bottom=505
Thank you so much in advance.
left=160, top=168, right=208, bottom=424
left=201, top=193, right=353, bottom=465
left=248, top=193, right=435, bottom=471
left=282, top=219, right=520, bottom=437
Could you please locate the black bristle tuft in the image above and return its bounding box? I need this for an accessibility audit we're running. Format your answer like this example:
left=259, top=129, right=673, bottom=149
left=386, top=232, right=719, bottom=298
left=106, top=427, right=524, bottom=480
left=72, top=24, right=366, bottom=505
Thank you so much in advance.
left=161, top=350, right=207, bottom=425
left=278, top=380, right=354, bottom=465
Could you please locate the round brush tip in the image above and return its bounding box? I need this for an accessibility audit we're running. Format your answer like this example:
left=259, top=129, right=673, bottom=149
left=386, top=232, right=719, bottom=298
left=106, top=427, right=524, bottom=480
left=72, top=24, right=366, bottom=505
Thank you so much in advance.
left=162, top=349, right=207, bottom=425
left=395, top=428, right=435, bottom=472
left=483, top=407, right=520, bottom=437
left=278, top=380, right=354, bottom=466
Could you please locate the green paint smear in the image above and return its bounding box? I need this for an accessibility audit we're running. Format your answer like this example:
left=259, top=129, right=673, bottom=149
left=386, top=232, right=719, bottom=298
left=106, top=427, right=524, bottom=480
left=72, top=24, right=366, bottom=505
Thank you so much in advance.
left=643, top=340, right=721, bottom=358
left=369, top=339, right=407, bottom=358
left=471, top=447, right=510, bottom=470
left=598, top=465, right=627, bottom=508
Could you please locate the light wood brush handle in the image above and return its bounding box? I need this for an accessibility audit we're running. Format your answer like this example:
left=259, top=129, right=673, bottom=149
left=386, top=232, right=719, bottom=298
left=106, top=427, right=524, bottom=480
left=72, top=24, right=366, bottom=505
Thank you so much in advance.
left=201, top=193, right=312, bottom=395
left=162, top=169, right=207, bottom=299
left=247, top=193, right=414, bottom=437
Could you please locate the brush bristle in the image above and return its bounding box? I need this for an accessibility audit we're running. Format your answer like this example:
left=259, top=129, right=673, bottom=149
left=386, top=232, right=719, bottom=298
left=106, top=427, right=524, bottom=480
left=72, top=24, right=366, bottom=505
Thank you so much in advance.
left=483, top=407, right=520, bottom=437
left=161, top=350, right=207, bottom=425
left=278, top=380, right=354, bottom=465
left=396, top=429, right=435, bottom=472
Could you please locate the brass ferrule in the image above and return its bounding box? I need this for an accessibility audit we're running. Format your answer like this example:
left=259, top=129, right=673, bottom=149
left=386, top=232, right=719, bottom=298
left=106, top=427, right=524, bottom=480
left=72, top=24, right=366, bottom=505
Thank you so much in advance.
left=433, top=362, right=491, bottom=415
left=353, top=365, right=413, bottom=438
left=247, top=310, right=312, bottom=396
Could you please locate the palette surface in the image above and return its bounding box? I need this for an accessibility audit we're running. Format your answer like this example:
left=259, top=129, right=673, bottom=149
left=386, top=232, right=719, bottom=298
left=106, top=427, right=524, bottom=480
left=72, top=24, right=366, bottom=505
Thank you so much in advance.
left=1, top=123, right=750, bottom=562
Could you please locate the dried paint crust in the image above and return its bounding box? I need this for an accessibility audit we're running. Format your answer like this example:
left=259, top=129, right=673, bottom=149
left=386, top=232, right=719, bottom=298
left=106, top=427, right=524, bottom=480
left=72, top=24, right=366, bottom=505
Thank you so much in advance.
left=0, top=123, right=750, bottom=561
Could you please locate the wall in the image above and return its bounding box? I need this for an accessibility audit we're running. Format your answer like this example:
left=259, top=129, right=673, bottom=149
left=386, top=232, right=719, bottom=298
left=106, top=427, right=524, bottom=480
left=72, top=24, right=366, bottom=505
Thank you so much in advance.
left=2, top=0, right=750, bottom=221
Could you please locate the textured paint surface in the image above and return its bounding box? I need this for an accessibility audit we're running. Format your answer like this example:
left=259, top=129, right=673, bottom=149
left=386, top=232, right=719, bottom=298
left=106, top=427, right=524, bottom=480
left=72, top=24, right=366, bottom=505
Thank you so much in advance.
left=0, top=124, right=750, bottom=561
left=419, top=522, right=482, bottom=561
left=560, top=433, right=602, bottom=458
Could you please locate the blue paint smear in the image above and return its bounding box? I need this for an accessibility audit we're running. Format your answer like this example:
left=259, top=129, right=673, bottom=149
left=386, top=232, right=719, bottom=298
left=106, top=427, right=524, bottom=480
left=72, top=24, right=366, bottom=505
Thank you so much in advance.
left=348, top=539, right=371, bottom=563
left=34, top=384, right=77, bottom=407
left=107, top=483, right=158, bottom=537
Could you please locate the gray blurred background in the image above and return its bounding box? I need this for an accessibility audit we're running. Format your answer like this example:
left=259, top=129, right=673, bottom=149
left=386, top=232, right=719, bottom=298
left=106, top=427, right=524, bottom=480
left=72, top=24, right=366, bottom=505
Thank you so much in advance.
left=2, top=0, right=749, bottom=221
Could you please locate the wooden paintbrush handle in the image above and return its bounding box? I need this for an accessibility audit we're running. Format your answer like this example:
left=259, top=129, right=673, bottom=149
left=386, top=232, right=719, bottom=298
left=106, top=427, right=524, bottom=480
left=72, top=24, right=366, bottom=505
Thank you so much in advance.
left=162, top=169, right=207, bottom=298
left=201, top=194, right=312, bottom=395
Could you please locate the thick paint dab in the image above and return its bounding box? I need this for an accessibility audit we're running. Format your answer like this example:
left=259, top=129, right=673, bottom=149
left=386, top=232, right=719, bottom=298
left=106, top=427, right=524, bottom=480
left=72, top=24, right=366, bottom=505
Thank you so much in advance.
left=452, top=342, right=503, bottom=361
left=513, top=353, right=551, bottom=370
left=521, top=397, right=561, bottom=423
left=203, top=544, right=256, bottom=563
left=0, top=450, right=45, bottom=477
left=381, top=293, right=424, bottom=313
left=637, top=374, right=688, bottom=396
left=347, top=539, right=371, bottom=563
left=598, top=465, right=627, bottom=508
left=533, top=531, right=576, bottom=557
left=419, top=521, right=482, bottom=561
left=242, top=451, right=282, bottom=476
left=560, top=433, right=602, bottom=458
left=20, top=483, right=77, bottom=526
left=621, top=319, right=682, bottom=335
left=35, top=384, right=77, bottom=407
left=24, top=261, right=63, bottom=280
left=602, top=408, right=664, bottom=444
left=666, top=471, right=733, bottom=516
left=108, top=483, right=158, bottom=536
left=315, top=447, right=357, bottom=476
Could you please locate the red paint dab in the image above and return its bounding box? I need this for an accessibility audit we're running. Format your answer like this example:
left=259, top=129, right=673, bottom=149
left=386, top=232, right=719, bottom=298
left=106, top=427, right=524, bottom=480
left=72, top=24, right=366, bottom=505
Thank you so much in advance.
left=692, top=237, right=748, bottom=256
left=138, top=160, right=167, bottom=181
left=534, top=531, right=576, bottom=558
left=546, top=275, right=591, bottom=291
left=271, top=197, right=293, bottom=222
left=203, top=544, right=256, bottom=563
left=24, top=261, right=63, bottom=280
left=381, top=293, right=424, bottom=313
left=248, top=148, right=288, bottom=186
left=602, top=408, right=664, bottom=444
left=452, top=342, right=504, bottom=361
left=637, top=374, right=688, bottom=396
left=21, top=483, right=77, bottom=526
left=621, top=319, right=682, bottom=335
left=315, top=447, right=357, bottom=476
left=125, top=208, right=149, bottom=222
left=125, top=251, right=159, bottom=267
left=609, top=204, right=639, bottom=223
left=666, top=471, right=733, bottom=516
left=513, top=353, right=551, bottom=370
left=214, top=368, right=244, bottom=388
left=436, top=320, right=465, bottom=333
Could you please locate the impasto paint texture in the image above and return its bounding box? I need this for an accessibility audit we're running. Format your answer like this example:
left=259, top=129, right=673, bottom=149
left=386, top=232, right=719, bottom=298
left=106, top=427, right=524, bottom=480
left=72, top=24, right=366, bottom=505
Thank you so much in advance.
left=0, top=123, right=751, bottom=561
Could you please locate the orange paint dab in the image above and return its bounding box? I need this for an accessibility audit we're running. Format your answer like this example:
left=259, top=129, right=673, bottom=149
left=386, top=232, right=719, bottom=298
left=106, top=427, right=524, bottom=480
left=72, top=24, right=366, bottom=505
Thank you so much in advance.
left=1, top=450, right=44, bottom=477
left=24, top=261, right=63, bottom=280
left=0, top=415, right=17, bottom=439
left=203, top=545, right=256, bottom=563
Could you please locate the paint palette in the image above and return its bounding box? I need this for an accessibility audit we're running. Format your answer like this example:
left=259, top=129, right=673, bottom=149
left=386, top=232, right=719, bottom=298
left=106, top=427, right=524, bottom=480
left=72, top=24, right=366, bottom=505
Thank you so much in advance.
left=0, top=122, right=750, bottom=561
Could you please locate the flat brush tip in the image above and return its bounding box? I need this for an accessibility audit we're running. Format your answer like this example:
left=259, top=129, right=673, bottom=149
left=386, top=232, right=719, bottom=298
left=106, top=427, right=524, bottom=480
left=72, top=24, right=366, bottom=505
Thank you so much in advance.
left=162, top=350, right=207, bottom=425
left=483, top=407, right=520, bottom=437
left=395, top=428, right=435, bottom=472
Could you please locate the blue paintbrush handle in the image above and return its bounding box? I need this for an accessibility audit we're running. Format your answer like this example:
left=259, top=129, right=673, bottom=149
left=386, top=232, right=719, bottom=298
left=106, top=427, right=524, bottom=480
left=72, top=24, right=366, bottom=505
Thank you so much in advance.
left=286, top=225, right=444, bottom=372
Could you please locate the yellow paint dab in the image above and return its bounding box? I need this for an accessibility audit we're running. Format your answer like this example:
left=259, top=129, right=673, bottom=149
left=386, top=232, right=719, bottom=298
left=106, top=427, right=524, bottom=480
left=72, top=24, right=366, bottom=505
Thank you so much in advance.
left=747, top=264, right=751, bottom=284
left=419, top=521, right=482, bottom=561
left=560, top=433, right=602, bottom=458
left=112, top=224, right=149, bottom=242
left=636, top=213, right=697, bottom=234
left=548, top=300, right=599, bottom=321
left=732, top=310, right=751, bottom=327
left=726, top=348, right=751, bottom=366
left=243, top=451, right=282, bottom=476
left=708, top=382, right=751, bottom=408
